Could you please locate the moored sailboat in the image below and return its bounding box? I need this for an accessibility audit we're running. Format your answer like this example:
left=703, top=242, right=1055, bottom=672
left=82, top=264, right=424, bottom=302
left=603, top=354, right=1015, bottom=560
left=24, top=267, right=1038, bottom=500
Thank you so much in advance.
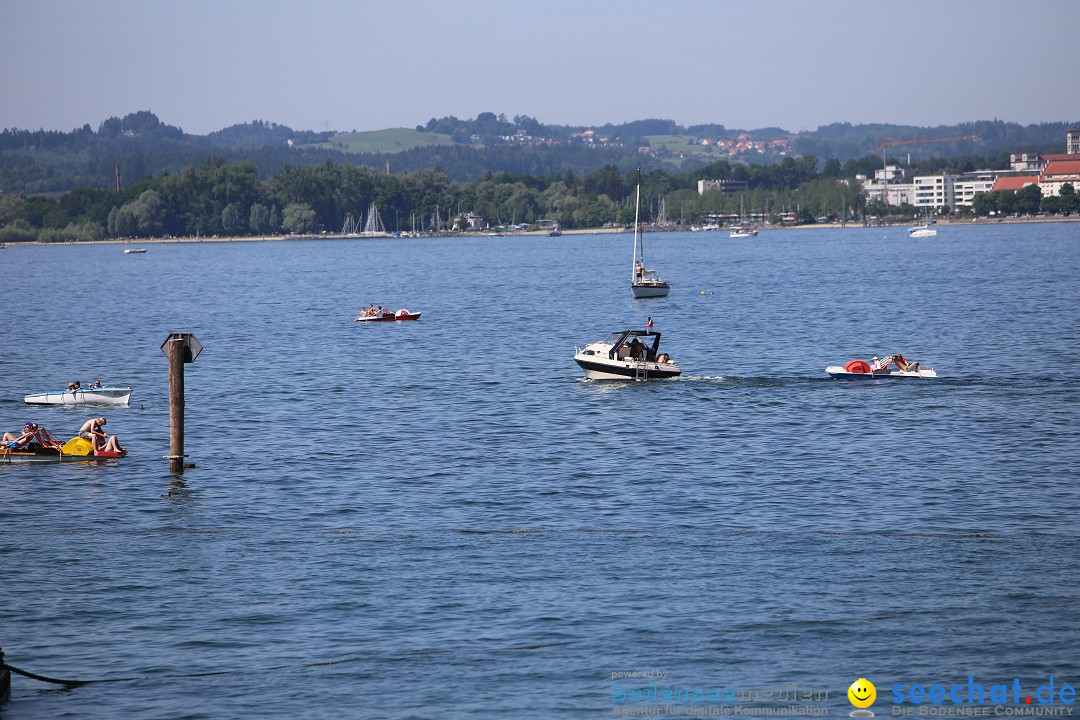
left=630, top=173, right=670, bottom=299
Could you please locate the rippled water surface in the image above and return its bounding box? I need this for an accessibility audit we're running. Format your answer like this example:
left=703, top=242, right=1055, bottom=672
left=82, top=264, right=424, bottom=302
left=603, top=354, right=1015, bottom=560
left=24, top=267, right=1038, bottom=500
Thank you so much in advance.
left=1, top=223, right=1078, bottom=718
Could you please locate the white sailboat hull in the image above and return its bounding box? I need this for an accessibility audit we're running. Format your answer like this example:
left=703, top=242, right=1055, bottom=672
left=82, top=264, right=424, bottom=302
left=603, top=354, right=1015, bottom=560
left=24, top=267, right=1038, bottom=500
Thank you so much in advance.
left=630, top=281, right=670, bottom=298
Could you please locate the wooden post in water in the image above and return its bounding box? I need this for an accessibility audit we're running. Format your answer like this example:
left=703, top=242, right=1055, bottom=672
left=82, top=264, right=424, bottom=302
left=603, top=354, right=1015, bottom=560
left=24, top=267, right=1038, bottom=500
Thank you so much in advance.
left=160, top=333, right=203, bottom=473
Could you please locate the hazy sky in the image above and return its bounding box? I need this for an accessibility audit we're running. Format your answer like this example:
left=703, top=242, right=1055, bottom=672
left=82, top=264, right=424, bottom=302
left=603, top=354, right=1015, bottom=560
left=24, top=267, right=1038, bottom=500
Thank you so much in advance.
left=3, top=0, right=1078, bottom=136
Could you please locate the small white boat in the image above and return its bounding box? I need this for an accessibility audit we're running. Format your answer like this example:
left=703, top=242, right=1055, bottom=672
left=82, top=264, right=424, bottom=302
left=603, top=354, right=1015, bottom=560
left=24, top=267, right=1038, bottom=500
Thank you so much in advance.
left=826, top=357, right=936, bottom=379
left=630, top=173, right=670, bottom=299
left=574, top=329, right=681, bottom=381
left=907, top=225, right=937, bottom=238
left=729, top=226, right=759, bottom=238
left=24, top=386, right=133, bottom=406
left=124, top=247, right=148, bottom=254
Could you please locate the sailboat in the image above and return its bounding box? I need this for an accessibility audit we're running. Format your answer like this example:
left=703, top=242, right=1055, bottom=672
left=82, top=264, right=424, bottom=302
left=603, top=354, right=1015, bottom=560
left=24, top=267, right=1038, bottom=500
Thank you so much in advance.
left=630, top=174, right=670, bottom=299
left=361, top=203, right=386, bottom=235
left=729, top=195, right=759, bottom=237
left=908, top=210, right=937, bottom=237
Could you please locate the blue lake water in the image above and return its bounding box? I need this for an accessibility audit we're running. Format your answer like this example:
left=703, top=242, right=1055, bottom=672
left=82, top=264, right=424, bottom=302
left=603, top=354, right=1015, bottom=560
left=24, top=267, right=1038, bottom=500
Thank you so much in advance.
left=1, top=222, right=1078, bottom=718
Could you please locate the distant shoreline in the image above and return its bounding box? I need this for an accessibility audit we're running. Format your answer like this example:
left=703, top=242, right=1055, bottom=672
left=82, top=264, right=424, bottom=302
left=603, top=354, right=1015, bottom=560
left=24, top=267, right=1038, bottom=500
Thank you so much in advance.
left=10, top=214, right=1078, bottom=247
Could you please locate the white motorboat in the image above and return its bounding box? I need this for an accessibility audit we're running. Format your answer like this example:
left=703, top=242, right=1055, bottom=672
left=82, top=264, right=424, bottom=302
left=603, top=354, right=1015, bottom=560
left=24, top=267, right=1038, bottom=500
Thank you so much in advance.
left=907, top=224, right=937, bottom=238
left=630, top=173, right=670, bottom=299
left=573, top=329, right=681, bottom=381
left=124, top=247, right=148, bottom=254
left=826, top=357, right=937, bottom=379
left=24, top=386, right=133, bottom=406
left=729, top=226, right=759, bottom=238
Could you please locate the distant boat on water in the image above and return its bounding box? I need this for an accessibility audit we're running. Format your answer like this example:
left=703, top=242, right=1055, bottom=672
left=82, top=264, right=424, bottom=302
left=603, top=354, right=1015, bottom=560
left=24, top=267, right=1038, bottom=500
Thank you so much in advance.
left=629, top=173, right=670, bottom=299
left=124, top=247, right=148, bottom=254
left=729, top=226, right=759, bottom=238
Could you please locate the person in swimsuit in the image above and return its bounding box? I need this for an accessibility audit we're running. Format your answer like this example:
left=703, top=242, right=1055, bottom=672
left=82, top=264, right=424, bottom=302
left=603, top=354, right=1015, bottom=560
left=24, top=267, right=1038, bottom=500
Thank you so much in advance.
left=79, top=417, right=123, bottom=454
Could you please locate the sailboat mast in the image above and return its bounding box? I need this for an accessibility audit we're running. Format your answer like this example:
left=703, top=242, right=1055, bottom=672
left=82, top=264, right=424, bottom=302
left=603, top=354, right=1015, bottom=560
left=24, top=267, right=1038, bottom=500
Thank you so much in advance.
left=631, top=175, right=641, bottom=281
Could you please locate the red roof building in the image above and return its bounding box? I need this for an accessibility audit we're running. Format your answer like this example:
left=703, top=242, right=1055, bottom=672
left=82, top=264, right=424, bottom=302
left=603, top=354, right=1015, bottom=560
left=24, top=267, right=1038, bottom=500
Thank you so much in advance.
left=991, top=175, right=1039, bottom=192
left=1040, top=160, right=1080, bottom=197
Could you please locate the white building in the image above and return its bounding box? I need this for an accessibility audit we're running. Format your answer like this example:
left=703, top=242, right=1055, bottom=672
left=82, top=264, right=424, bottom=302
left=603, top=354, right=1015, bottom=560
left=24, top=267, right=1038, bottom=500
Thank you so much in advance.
left=875, top=165, right=904, bottom=182
left=1009, top=152, right=1046, bottom=172
left=697, top=179, right=749, bottom=196
left=1067, top=127, right=1080, bottom=155
left=914, top=171, right=1033, bottom=211
left=913, top=175, right=955, bottom=210
left=952, top=172, right=999, bottom=208
left=858, top=174, right=914, bottom=206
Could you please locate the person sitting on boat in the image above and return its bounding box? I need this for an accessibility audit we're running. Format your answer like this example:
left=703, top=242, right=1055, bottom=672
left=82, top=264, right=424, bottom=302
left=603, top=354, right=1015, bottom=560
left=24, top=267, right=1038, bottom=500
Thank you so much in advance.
left=4, top=423, right=38, bottom=449
left=872, top=354, right=920, bottom=373
left=79, top=416, right=124, bottom=454
left=356, top=307, right=369, bottom=319
left=89, top=378, right=102, bottom=389
left=67, top=380, right=81, bottom=395
left=891, top=354, right=919, bottom=372
left=3, top=423, right=60, bottom=450
left=629, top=337, right=645, bottom=360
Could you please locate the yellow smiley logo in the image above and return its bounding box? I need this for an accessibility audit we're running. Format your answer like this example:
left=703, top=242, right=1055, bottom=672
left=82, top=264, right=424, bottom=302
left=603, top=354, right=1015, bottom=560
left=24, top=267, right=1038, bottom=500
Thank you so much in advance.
left=848, top=678, right=876, bottom=708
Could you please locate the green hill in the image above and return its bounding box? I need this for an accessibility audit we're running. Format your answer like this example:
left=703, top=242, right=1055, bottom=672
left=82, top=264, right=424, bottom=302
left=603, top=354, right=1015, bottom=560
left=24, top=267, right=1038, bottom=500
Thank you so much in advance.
left=310, top=128, right=456, bottom=154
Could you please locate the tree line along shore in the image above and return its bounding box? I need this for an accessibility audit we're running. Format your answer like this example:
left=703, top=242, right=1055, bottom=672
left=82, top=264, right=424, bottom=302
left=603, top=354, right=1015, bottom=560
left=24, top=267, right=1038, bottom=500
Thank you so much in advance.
left=1, top=154, right=1077, bottom=246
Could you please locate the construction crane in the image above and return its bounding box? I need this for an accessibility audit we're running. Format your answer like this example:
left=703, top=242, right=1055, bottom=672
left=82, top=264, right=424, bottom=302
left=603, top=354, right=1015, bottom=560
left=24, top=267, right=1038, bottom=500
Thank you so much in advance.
left=879, top=135, right=979, bottom=150
left=877, top=135, right=979, bottom=206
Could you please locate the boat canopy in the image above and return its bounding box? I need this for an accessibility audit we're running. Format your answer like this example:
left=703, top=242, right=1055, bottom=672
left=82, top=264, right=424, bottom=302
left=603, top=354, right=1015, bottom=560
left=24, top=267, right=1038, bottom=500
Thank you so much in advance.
left=605, top=330, right=664, bottom=360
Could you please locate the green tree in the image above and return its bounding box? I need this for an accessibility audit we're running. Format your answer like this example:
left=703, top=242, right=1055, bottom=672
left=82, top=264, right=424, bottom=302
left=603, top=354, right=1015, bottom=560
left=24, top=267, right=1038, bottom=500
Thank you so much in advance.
left=1015, top=184, right=1041, bottom=215
left=281, top=202, right=316, bottom=233
left=107, top=206, right=137, bottom=236
left=222, top=203, right=244, bottom=235
left=1058, top=183, right=1077, bottom=213
left=971, top=192, right=995, bottom=216
left=129, top=190, right=164, bottom=235
left=249, top=203, right=271, bottom=234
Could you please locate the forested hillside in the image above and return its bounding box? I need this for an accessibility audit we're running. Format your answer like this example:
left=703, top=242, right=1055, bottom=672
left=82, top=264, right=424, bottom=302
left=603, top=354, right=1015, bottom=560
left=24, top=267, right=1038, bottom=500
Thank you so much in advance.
left=1, top=111, right=1073, bottom=195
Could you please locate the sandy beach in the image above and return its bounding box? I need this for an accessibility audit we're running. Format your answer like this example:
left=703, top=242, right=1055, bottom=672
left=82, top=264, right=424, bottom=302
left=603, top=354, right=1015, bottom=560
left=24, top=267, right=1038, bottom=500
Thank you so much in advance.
left=9, top=214, right=1077, bottom=247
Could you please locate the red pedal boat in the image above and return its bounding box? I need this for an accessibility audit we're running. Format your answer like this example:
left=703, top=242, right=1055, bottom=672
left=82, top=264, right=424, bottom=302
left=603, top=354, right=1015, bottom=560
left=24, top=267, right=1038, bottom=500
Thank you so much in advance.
left=354, top=308, right=421, bottom=322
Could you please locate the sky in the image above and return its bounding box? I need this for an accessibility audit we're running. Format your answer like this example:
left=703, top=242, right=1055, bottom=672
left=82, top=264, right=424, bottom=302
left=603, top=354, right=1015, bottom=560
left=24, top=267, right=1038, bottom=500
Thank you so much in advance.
left=2, top=0, right=1078, bottom=136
